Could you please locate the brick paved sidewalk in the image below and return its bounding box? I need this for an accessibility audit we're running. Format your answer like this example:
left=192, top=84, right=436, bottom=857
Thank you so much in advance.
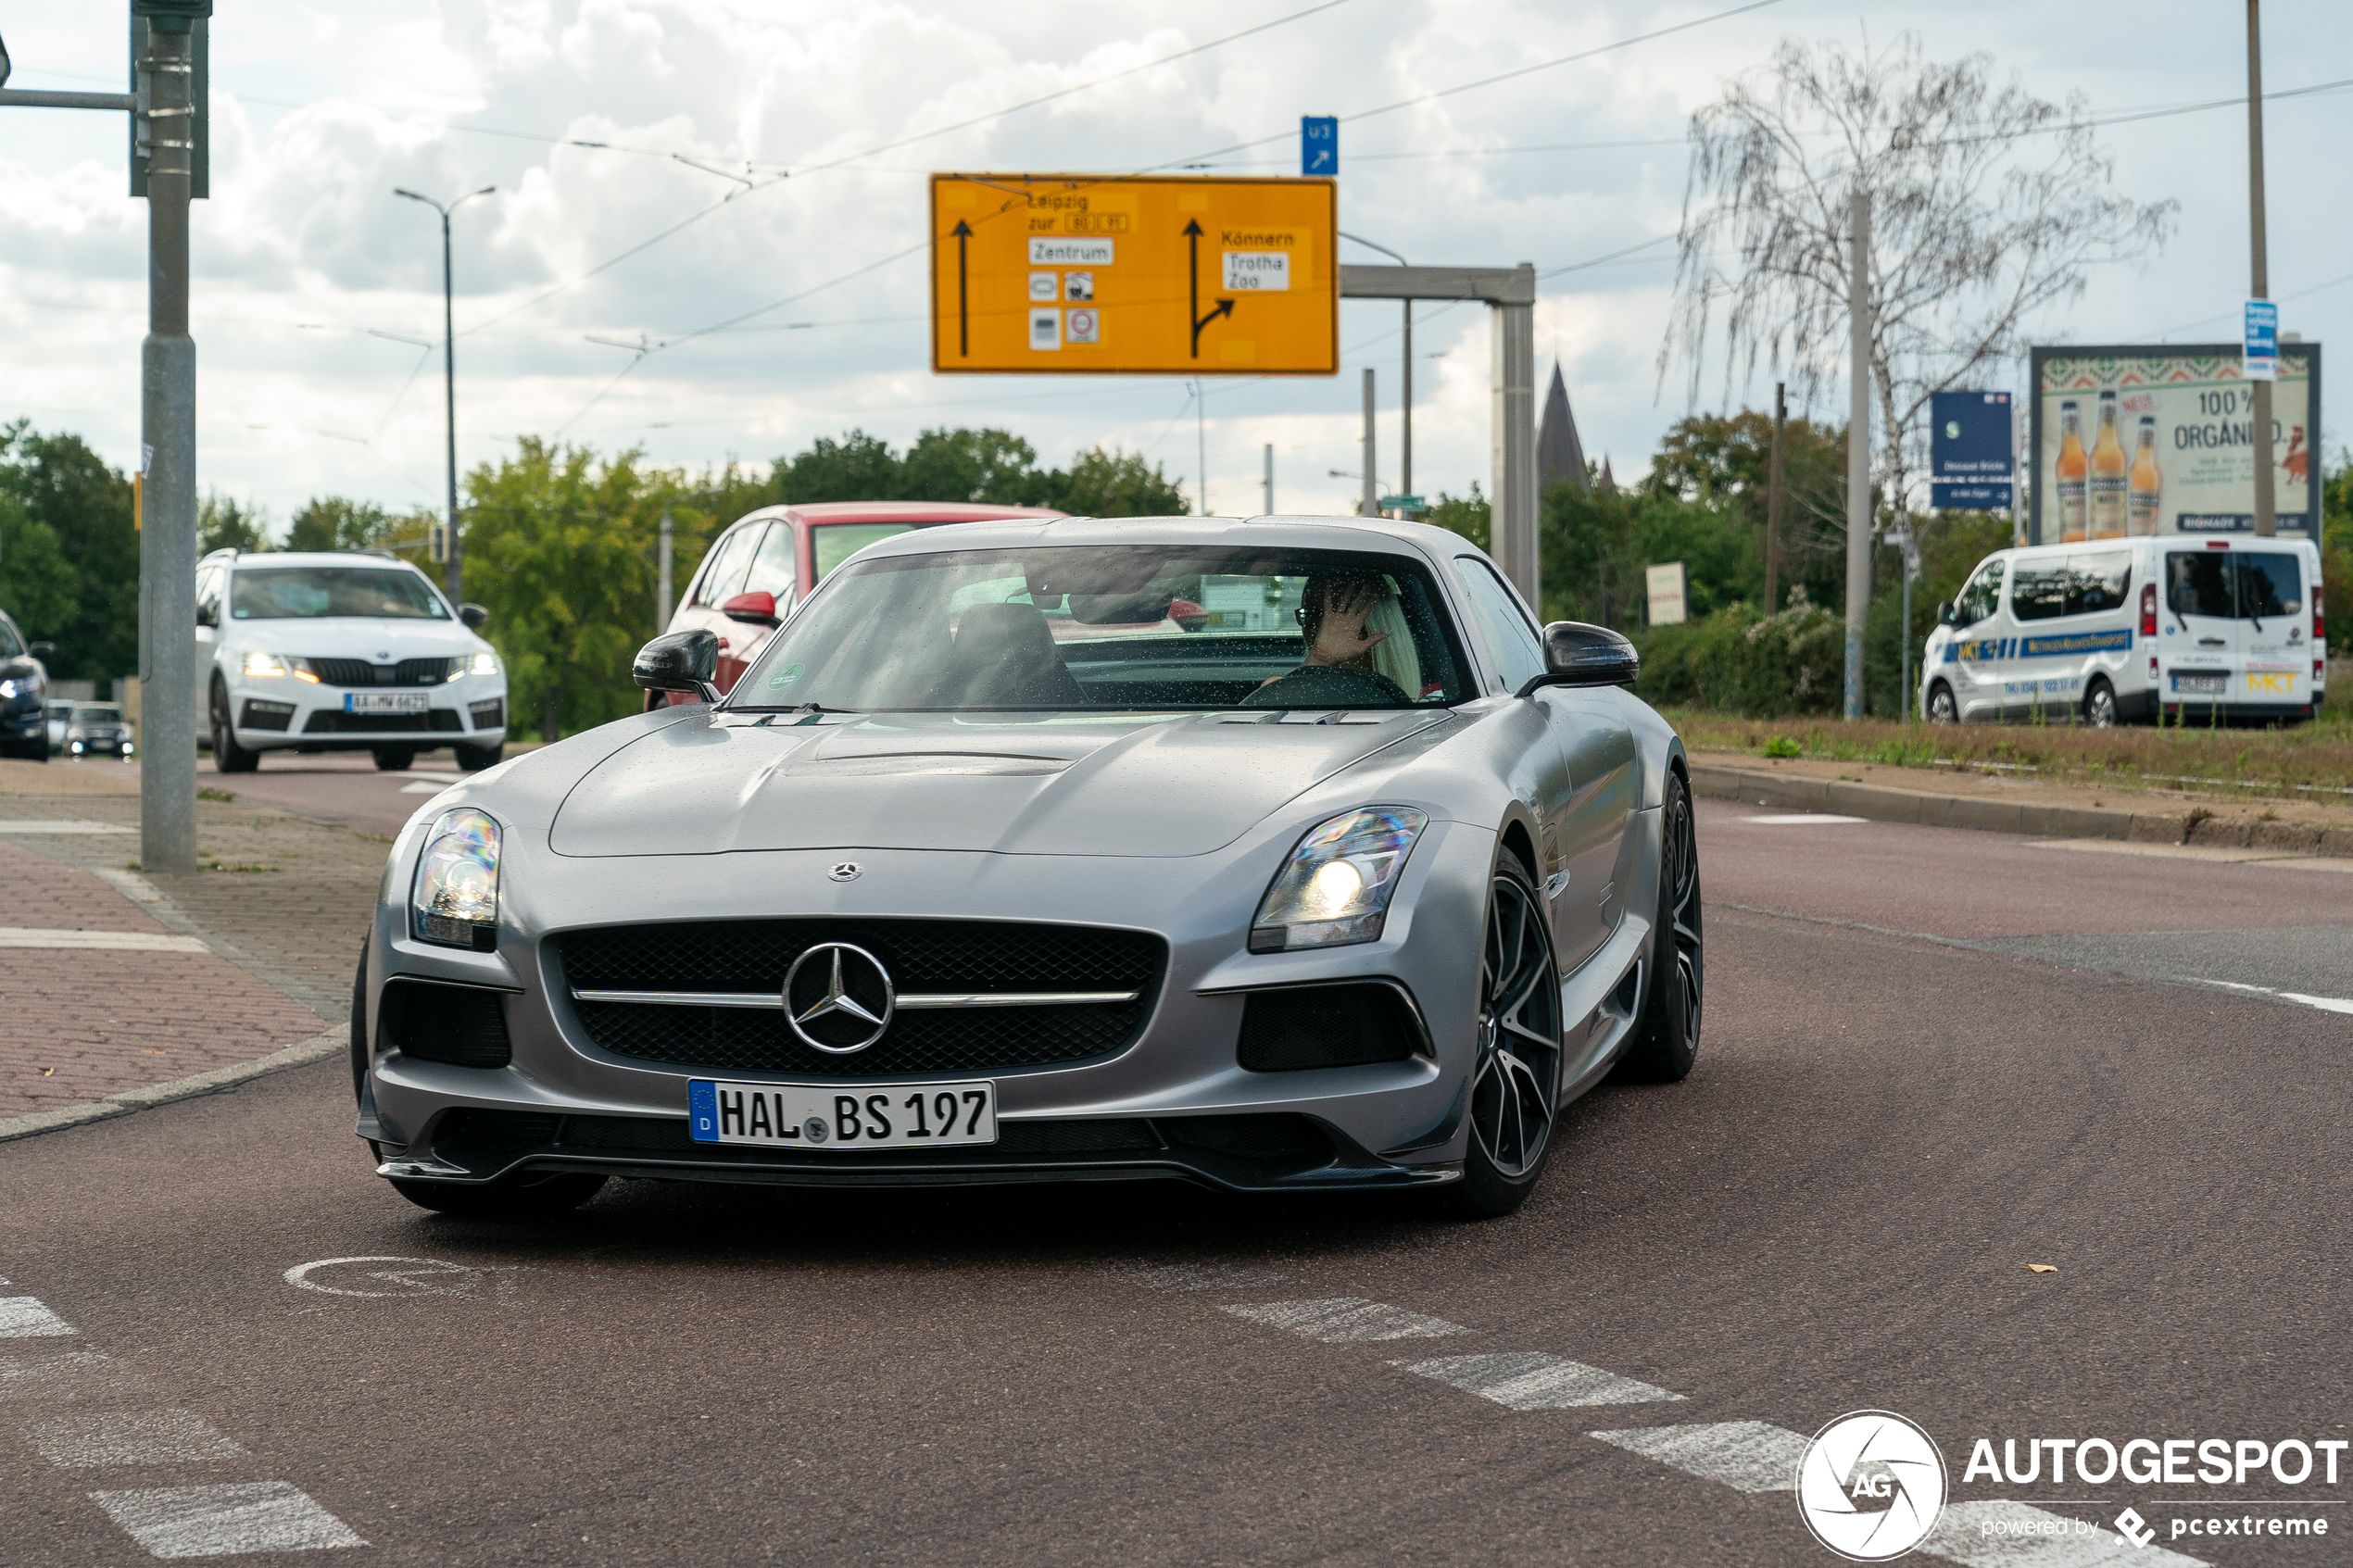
left=0, top=787, right=393, bottom=1129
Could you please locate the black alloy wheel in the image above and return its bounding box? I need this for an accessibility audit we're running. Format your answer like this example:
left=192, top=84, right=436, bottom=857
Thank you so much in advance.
left=1446, top=854, right=1565, bottom=1218
left=210, top=682, right=259, bottom=773
left=1926, top=683, right=1958, bottom=724
left=2084, top=678, right=2119, bottom=729
left=454, top=742, right=503, bottom=771
left=1617, top=770, right=1704, bottom=1082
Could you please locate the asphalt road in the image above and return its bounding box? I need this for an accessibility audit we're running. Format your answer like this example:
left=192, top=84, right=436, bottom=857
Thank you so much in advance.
left=3, top=802, right=2347, bottom=1566
left=83, top=752, right=470, bottom=837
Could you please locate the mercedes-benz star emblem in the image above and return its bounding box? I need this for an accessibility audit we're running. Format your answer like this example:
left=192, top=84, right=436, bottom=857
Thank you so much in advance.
left=827, top=862, right=862, bottom=883
left=782, top=942, right=894, bottom=1054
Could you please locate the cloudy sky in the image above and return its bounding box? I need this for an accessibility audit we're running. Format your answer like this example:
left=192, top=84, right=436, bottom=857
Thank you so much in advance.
left=2, top=0, right=2348, bottom=527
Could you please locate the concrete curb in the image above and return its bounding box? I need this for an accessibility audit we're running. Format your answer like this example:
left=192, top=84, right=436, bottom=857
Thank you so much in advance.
left=0, top=1025, right=344, bottom=1146
left=1689, top=762, right=2353, bottom=857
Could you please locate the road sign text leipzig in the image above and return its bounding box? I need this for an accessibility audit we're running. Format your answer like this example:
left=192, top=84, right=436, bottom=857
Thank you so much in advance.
left=930, top=174, right=1338, bottom=376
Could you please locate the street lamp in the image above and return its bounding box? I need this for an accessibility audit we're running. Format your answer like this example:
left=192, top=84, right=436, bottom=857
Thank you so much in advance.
left=1340, top=232, right=1413, bottom=503
left=394, top=184, right=496, bottom=604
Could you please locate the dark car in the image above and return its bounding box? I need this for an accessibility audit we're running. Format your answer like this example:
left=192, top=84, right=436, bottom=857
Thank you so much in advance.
left=0, top=610, right=54, bottom=762
left=64, top=702, right=136, bottom=761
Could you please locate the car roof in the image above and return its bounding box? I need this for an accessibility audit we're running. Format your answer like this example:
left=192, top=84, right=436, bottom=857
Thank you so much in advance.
left=764, top=502, right=1066, bottom=525
left=213, top=551, right=431, bottom=571
left=847, top=513, right=1478, bottom=562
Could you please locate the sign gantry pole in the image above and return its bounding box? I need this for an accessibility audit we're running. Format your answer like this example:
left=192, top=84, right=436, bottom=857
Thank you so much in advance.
left=2246, top=0, right=2276, bottom=538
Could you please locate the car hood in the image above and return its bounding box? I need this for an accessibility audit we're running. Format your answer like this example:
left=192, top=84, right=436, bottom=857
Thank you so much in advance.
left=549, top=710, right=1452, bottom=859
left=229, top=617, right=486, bottom=656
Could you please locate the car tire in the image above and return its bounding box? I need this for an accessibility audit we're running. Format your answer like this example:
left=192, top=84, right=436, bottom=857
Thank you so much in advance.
left=371, top=747, right=416, bottom=771
left=210, top=683, right=261, bottom=773
left=387, top=1174, right=608, bottom=1218
left=454, top=742, right=503, bottom=771
left=1616, top=768, right=1704, bottom=1084
left=2083, top=677, right=2118, bottom=729
left=1441, top=849, right=1566, bottom=1220
left=1926, top=683, right=1958, bottom=724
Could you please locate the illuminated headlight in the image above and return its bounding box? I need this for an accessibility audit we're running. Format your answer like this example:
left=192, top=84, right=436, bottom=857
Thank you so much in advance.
left=467, top=652, right=500, bottom=677
left=240, top=651, right=320, bottom=683
left=411, top=807, right=501, bottom=950
left=0, top=679, right=17, bottom=699
left=1250, top=807, right=1427, bottom=953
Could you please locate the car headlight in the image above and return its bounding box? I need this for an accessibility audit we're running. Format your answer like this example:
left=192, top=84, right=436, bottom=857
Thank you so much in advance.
left=411, top=807, right=501, bottom=950
left=240, top=651, right=319, bottom=683
left=467, top=652, right=499, bottom=676
left=1249, top=807, right=1428, bottom=953
left=0, top=679, right=17, bottom=699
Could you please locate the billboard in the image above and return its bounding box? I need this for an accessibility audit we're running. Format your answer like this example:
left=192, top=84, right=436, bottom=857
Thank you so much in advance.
left=930, top=174, right=1338, bottom=375
left=1930, top=389, right=2013, bottom=510
left=2028, top=344, right=2320, bottom=544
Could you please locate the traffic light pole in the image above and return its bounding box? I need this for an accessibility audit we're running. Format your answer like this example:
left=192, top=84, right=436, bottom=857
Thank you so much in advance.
left=2, top=5, right=206, bottom=874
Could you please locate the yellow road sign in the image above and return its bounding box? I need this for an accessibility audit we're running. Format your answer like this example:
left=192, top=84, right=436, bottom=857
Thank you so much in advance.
left=930, top=174, right=1337, bottom=376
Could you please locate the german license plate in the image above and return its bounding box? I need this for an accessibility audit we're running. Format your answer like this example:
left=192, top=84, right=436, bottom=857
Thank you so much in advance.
left=2171, top=673, right=2227, bottom=696
left=345, top=692, right=428, bottom=714
left=687, top=1079, right=997, bottom=1149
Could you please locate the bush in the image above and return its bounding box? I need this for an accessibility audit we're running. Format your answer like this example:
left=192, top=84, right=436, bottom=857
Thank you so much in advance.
left=1632, top=588, right=1846, bottom=717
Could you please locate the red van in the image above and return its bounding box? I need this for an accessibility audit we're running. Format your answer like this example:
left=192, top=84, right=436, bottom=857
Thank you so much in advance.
left=660, top=501, right=1064, bottom=699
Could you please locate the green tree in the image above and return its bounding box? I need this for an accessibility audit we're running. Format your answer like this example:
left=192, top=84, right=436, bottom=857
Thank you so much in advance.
left=286, top=495, right=396, bottom=554
left=773, top=431, right=902, bottom=502
left=0, top=492, right=78, bottom=643
left=1427, top=485, right=1490, bottom=552
left=900, top=428, right=1040, bottom=503
left=0, top=422, right=136, bottom=680
left=463, top=440, right=662, bottom=741
left=1036, top=445, right=1189, bottom=516
left=2324, top=450, right=2351, bottom=654
left=198, top=492, right=271, bottom=554
left=766, top=427, right=1187, bottom=516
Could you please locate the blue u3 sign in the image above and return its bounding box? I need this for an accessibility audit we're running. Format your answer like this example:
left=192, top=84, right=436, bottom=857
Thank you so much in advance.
left=1302, top=116, right=1338, bottom=177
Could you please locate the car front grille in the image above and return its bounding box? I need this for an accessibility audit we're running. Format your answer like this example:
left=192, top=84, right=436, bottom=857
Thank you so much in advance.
left=308, top=657, right=457, bottom=688
left=302, top=709, right=465, bottom=734
left=557, top=919, right=1165, bottom=1077
left=430, top=1110, right=1314, bottom=1164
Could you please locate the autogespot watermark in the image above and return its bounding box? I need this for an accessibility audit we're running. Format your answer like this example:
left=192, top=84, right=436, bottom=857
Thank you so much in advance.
left=1793, top=1413, right=2346, bottom=1560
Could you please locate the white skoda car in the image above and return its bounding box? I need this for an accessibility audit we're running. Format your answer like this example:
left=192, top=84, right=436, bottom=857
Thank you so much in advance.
left=197, top=549, right=509, bottom=772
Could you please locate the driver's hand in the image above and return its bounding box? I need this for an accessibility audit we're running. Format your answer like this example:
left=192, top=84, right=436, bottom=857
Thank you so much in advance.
left=1304, top=583, right=1388, bottom=667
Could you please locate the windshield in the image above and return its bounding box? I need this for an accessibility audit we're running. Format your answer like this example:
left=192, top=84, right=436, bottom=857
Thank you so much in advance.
left=231, top=567, right=447, bottom=621
left=736, top=544, right=1470, bottom=712
left=71, top=708, right=123, bottom=724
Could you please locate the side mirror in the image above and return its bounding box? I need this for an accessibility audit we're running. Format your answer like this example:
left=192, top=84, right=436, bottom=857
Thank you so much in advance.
left=1519, top=621, right=1640, bottom=695
left=634, top=628, right=722, bottom=705
left=27, top=642, right=53, bottom=661
left=1936, top=600, right=1957, bottom=628
left=195, top=602, right=218, bottom=628
left=721, top=590, right=780, bottom=627
left=459, top=603, right=490, bottom=630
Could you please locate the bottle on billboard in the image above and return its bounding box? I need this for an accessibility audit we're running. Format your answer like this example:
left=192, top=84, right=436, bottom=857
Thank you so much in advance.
left=2129, top=415, right=2162, bottom=536
left=2089, top=390, right=2127, bottom=538
left=2056, top=399, right=2087, bottom=542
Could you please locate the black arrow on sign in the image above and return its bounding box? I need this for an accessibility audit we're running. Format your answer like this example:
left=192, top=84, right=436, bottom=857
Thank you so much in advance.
left=1184, top=218, right=1236, bottom=358
left=950, top=220, right=973, bottom=358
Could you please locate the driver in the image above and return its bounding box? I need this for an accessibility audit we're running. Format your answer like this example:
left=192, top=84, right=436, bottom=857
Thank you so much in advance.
left=1244, top=571, right=1413, bottom=706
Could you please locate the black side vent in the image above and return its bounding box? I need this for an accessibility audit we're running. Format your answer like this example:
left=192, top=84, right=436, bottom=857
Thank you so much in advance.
left=435, top=1109, right=559, bottom=1150
left=1237, top=985, right=1422, bottom=1072
left=382, top=982, right=513, bottom=1069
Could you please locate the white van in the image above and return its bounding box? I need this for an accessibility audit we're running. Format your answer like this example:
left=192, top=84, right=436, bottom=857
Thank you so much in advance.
left=1922, top=534, right=2325, bottom=726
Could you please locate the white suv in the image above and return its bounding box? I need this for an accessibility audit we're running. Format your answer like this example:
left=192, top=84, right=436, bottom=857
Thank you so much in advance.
left=196, top=549, right=509, bottom=772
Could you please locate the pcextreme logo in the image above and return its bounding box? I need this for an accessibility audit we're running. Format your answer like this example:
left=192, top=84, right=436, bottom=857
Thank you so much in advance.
left=1795, top=1411, right=1948, bottom=1562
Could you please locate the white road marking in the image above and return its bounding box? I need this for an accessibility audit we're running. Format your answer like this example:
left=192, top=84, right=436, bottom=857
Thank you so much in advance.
left=283, top=1256, right=513, bottom=1298
left=0, top=1351, right=152, bottom=1401
left=1587, top=1420, right=1809, bottom=1492
left=1221, top=1298, right=1472, bottom=1342
left=0, top=1297, right=78, bottom=1336
left=27, top=1410, right=247, bottom=1467
left=1391, top=1351, right=1683, bottom=1410
left=2182, top=977, right=2353, bottom=1015
left=398, top=782, right=451, bottom=795
left=1742, top=814, right=1869, bottom=825
left=0, top=927, right=210, bottom=953
left=0, top=821, right=134, bottom=834
left=1105, top=1262, right=1290, bottom=1292
left=90, top=1482, right=366, bottom=1557
left=1924, top=1501, right=2208, bottom=1566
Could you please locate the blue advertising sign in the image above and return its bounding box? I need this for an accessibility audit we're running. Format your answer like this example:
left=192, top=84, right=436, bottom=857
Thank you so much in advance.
left=1932, top=481, right=2014, bottom=510
left=1302, top=116, right=1338, bottom=177
left=1931, top=390, right=2013, bottom=478
left=2244, top=298, right=2279, bottom=381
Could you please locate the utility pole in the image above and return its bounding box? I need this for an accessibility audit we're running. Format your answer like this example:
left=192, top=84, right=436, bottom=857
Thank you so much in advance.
left=1194, top=379, right=1208, bottom=515
left=1263, top=444, right=1274, bottom=515
left=1844, top=191, right=1872, bottom=721
left=657, top=504, right=674, bottom=635
left=394, top=184, right=496, bottom=599
left=2246, top=0, right=2276, bottom=537
left=1402, top=301, right=1413, bottom=500
left=1765, top=383, right=1786, bottom=614
left=1360, top=369, right=1378, bottom=517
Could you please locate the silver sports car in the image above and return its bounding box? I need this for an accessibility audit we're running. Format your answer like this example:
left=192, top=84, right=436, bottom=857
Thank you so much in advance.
left=356, top=515, right=1702, bottom=1219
